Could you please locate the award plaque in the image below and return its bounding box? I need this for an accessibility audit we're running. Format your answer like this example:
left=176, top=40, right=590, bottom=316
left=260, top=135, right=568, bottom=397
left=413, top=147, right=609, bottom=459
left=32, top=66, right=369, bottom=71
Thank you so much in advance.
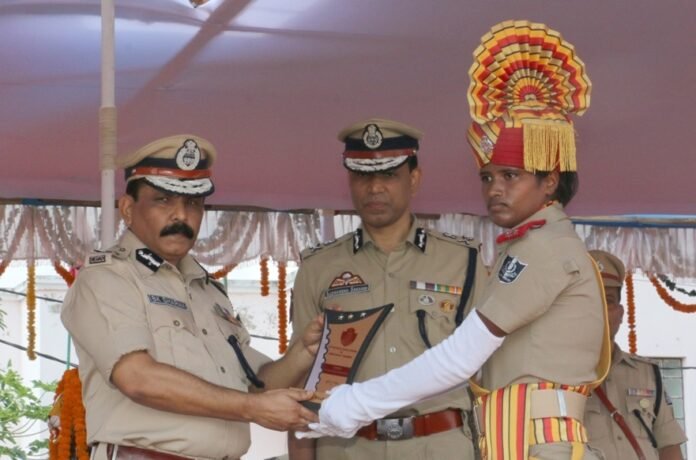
left=302, top=303, right=394, bottom=411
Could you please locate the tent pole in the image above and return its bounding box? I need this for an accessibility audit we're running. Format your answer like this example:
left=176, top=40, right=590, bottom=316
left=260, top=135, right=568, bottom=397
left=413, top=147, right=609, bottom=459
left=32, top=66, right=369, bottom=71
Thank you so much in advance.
left=100, top=0, right=116, bottom=249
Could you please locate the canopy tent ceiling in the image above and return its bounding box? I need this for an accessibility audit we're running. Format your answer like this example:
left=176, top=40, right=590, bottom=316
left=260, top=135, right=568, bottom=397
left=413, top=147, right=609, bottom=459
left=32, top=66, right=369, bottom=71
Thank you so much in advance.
left=1, top=0, right=695, bottom=217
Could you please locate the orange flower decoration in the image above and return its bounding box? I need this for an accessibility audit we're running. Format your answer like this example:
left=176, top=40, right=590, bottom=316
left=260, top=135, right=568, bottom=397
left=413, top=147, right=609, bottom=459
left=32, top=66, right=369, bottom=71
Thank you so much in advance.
left=260, top=257, right=270, bottom=297
left=49, top=369, right=89, bottom=460
left=277, top=262, right=288, bottom=354
left=27, top=260, right=37, bottom=360
left=650, top=275, right=696, bottom=313
left=53, top=260, right=76, bottom=287
left=211, top=263, right=237, bottom=280
left=626, top=273, right=638, bottom=354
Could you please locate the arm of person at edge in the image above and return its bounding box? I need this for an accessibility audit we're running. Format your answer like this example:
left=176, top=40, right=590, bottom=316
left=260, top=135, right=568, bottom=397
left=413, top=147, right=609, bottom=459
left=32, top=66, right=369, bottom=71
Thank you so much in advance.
left=255, top=313, right=324, bottom=391
left=298, top=310, right=506, bottom=439
left=659, top=444, right=684, bottom=460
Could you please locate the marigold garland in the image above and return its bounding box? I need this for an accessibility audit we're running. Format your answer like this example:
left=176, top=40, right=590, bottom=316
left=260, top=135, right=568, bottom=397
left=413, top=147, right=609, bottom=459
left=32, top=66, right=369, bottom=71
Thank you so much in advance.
left=211, top=263, right=237, bottom=280
left=53, top=260, right=76, bottom=287
left=657, top=274, right=696, bottom=297
left=49, top=369, right=89, bottom=460
left=650, top=275, right=696, bottom=313
left=626, top=273, right=638, bottom=354
left=277, top=261, right=288, bottom=354
left=27, top=259, right=37, bottom=360
left=260, top=257, right=270, bottom=297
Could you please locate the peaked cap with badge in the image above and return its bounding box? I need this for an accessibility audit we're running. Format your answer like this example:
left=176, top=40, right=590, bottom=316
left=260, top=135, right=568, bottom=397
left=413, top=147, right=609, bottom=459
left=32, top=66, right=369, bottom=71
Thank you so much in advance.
left=338, top=118, right=423, bottom=173
left=589, top=250, right=626, bottom=289
left=119, top=134, right=217, bottom=197
left=466, top=20, right=591, bottom=173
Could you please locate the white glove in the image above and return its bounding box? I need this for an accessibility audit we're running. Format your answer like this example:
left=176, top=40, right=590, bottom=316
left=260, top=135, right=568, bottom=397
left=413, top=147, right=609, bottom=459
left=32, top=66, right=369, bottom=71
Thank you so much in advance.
left=311, top=310, right=504, bottom=438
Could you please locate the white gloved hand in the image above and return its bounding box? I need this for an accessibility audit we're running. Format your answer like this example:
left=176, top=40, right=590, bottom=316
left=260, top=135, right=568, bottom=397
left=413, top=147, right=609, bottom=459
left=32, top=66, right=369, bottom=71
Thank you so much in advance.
left=313, top=310, right=504, bottom=437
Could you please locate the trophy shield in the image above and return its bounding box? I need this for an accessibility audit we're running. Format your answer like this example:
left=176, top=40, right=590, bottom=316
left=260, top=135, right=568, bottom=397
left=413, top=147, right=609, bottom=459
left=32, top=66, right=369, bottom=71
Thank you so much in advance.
left=302, top=303, right=394, bottom=412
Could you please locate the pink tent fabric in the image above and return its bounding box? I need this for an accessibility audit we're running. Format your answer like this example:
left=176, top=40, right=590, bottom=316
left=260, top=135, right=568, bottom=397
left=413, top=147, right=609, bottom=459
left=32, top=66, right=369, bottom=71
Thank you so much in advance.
left=1, top=0, right=694, bottom=216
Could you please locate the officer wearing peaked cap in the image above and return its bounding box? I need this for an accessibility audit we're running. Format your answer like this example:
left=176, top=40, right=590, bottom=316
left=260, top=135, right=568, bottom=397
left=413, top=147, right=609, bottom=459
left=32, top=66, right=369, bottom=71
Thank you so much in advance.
left=308, top=21, right=612, bottom=460
left=585, top=250, right=687, bottom=460
left=61, top=134, right=323, bottom=460
left=289, top=118, right=487, bottom=460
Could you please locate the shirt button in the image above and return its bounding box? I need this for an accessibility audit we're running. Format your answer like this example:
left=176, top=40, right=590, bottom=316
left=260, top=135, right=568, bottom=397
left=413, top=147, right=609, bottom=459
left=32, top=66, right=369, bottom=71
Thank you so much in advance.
left=617, top=435, right=623, bottom=440
left=202, top=328, right=208, bottom=335
left=173, top=320, right=181, bottom=327
left=389, top=346, right=397, bottom=353
left=388, top=273, right=395, bottom=278
left=220, top=366, right=226, bottom=373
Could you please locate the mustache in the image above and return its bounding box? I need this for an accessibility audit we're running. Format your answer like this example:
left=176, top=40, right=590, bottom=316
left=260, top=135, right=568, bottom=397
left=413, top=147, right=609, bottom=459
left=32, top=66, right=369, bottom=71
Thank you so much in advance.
left=160, top=222, right=194, bottom=239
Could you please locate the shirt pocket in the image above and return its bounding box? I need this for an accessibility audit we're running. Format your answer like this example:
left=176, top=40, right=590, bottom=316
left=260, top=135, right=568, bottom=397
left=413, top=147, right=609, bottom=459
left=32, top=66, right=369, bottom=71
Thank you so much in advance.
left=408, top=290, right=460, bottom=346
left=626, top=396, right=657, bottom=440
left=147, top=305, right=217, bottom=382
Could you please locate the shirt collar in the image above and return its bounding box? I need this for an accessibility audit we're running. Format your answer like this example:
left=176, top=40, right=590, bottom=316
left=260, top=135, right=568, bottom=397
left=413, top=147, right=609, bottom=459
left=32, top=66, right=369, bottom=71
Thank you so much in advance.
left=496, top=202, right=567, bottom=247
left=354, top=216, right=428, bottom=254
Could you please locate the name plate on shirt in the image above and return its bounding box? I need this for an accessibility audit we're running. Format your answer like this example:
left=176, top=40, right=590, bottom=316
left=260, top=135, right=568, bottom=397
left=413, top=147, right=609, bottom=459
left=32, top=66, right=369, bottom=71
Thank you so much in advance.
left=302, top=303, right=393, bottom=412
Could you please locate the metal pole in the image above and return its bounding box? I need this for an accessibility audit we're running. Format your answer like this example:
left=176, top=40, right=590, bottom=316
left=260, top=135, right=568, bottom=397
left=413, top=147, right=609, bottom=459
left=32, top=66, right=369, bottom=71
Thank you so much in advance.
left=100, top=0, right=116, bottom=249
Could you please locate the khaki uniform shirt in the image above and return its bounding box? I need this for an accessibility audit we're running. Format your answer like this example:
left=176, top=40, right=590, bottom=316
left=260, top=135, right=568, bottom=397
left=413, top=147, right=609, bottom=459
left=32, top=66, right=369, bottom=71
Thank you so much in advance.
left=478, top=203, right=605, bottom=389
left=61, top=231, right=271, bottom=460
left=585, top=346, right=687, bottom=460
left=291, top=220, right=487, bottom=460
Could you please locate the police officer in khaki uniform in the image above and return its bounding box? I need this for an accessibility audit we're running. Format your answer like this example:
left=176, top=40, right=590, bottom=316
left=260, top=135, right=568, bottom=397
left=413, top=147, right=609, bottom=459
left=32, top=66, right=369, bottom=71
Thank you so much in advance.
left=61, top=134, right=320, bottom=460
left=289, top=118, right=486, bottom=460
left=307, top=21, right=611, bottom=460
left=586, top=250, right=687, bottom=460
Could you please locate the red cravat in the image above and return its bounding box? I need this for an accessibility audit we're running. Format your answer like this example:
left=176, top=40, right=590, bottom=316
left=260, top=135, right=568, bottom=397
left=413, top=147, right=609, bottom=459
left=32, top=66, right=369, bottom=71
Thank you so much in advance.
left=496, top=219, right=546, bottom=244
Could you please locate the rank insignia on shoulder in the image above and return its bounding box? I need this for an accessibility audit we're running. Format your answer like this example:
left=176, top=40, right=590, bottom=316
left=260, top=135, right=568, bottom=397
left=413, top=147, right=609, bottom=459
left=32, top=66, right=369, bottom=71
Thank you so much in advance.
left=136, top=248, right=164, bottom=272
left=84, top=252, right=112, bottom=267
left=498, top=255, right=527, bottom=284
left=325, top=271, right=369, bottom=298
left=414, top=228, right=427, bottom=252
left=441, top=232, right=475, bottom=246
left=148, top=294, right=187, bottom=310
left=353, top=229, right=363, bottom=253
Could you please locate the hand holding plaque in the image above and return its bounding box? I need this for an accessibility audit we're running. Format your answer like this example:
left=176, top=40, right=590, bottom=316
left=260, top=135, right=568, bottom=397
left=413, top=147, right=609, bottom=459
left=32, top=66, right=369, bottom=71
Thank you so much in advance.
left=302, top=304, right=393, bottom=411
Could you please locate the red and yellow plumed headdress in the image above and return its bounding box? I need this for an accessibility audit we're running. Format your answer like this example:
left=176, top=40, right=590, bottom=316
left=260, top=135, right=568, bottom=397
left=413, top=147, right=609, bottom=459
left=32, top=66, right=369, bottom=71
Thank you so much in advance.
left=466, top=20, right=591, bottom=172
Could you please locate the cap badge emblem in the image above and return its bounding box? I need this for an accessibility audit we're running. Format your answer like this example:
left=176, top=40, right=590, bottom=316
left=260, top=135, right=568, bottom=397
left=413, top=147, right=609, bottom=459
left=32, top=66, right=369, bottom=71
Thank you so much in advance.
left=480, top=135, right=494, bottom=155
left=362, top=124, right=383, bottom=150
left=176, top=139, right=202, bottom=171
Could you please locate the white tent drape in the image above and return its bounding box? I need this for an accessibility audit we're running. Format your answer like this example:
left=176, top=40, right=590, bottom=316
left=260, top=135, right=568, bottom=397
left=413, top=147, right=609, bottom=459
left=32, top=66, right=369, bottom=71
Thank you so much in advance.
left=1, top=204, right=694, bottom=277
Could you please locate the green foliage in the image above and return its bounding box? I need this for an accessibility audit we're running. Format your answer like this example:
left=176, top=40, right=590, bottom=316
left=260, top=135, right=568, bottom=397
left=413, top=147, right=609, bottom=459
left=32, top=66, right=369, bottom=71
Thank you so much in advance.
left=0, top=362, right=56, bottom=460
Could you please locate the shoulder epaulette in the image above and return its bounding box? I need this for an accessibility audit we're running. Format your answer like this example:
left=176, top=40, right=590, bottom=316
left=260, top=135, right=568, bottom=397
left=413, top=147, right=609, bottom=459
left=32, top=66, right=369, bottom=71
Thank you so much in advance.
left=300, top=233, right=350, bottom=261
left=429, top=230, right=480, bottom=249
left=629, top=354, right=659, bottom=366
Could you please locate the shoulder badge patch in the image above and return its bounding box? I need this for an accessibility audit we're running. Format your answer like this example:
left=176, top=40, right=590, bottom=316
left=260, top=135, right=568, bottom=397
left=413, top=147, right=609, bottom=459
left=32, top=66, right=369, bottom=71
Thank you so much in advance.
left=325, top=271, right=369, bottom=298
left=84, top=252, right=112, bottom=267
left=136, top=248, right=163, bottom=272
left=498, top=255, right=527, bottom=284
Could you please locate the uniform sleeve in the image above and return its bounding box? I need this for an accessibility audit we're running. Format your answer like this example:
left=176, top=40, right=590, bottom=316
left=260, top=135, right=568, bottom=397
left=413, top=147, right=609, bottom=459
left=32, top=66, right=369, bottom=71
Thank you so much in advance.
left=653, top=388, right=688, bottom=448
left=61, top=267, right=154, bottom=383
left=470, top=248, right=490, bottom=312
left=478, top=239, right=575, bottom=334
left=289, top=261, right=323, bottom=345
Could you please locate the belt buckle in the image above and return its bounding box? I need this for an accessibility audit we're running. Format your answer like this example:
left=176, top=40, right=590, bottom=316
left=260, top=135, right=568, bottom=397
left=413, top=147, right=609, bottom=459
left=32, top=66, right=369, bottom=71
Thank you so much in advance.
left=376, top=416, right=414, bottom=441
